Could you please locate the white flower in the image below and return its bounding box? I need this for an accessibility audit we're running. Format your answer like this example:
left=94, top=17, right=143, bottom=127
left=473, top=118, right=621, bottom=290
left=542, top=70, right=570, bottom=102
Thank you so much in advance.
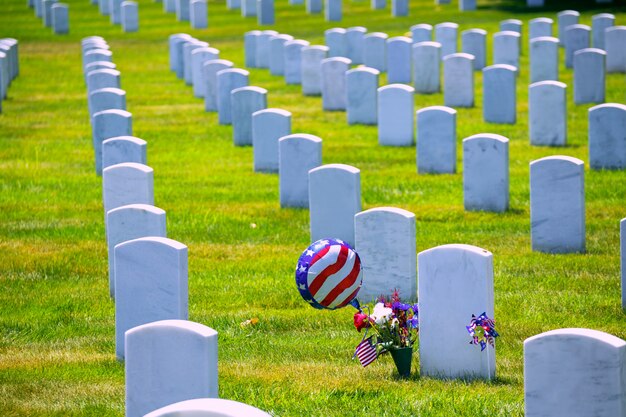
left=371, top=302, right=393, bottom=325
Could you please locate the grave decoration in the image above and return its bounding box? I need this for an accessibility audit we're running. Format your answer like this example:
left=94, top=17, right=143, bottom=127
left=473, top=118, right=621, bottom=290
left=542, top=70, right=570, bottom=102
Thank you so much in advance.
left=352, top=290, right=419, bottom=377
left=295, top=238, right=363, bottom=310
left=466, top=312, right=499, bottom=351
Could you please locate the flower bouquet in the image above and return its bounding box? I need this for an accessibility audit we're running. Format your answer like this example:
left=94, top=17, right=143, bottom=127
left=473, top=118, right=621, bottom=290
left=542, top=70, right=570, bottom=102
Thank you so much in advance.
left=353, top=290, right=419, bottom=377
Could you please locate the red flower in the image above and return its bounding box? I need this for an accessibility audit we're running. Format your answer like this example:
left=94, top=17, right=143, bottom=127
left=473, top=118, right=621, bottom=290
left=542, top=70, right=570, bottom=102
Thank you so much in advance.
left=353, top=312, right=370, bottom=332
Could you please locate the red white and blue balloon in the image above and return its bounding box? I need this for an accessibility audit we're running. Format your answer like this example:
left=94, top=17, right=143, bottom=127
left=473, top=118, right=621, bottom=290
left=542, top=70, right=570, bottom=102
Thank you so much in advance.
left=295, top=238, right=363, bottom=310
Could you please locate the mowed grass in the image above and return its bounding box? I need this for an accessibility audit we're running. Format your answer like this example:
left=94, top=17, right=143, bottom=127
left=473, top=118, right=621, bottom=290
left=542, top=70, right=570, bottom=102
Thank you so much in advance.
left=0, top=0, right=625, bottom=415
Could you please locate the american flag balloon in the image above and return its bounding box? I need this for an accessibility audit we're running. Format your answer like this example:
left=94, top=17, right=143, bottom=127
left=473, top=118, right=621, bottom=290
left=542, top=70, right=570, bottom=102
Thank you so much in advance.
left=295, top=238, right=363, bottom=310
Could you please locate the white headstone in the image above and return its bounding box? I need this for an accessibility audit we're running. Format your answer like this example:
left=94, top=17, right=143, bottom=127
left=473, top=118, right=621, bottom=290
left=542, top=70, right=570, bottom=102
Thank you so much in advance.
left=190, top=0, right=207, bottom=28
left=529, top=17, right=553, bottom=41
left=573, top=48, right=605, bottom=104
left=306, top=0, right=321, bottom=13
left=87, top=68, right=120, bottom=94
left=606, top=27, right=626, bottom=73
left=125, top=320, right=217, bottom=417
left=231, top=86, right=267, bottom=146
left=255, top=30, right=277, bottom=69
left=435, top=22, right=458, bottom=59
left=93, top=109, right=133, bottom=175
left=144, top=398, right=271, bottom=417
left=387, top=36, right=412, bottom=84
left=301, top=45, right=328, bottom=96
left=183, top=41, right=208, bottom=85
left=530, top=37, right=558, bottom=83
left=217, top=68, right=249, bottom=125
left=169, top=34, right=191, bottom=73
left=461, top=29, right=486, bottom=70
left=564, top=24, right=590, bottom=68
left=51, top=3, right=69, bottom=34
left=557, top=10, right=580, bottom=46
left=244, top=30, right=260, bottom=68
left=588, top=103, right=626, bottom=170
left=106, top=203, right=166, bottom=298
left=346, top=67, right=379, bottom=125
left=279, top=134, right=322, bottom=208
left=418, top=244, right=495, bottom=380
left=269, top=34, right=293, bottom=76
left=459, top=0, right=475, bottom=11
left=371, top=0, right=385, bottom=10
left=391, top=0, right=407, bottom=16
left=530, top=156, right=585, bottom=253
left=363, top=32, right=388, bottom=72
left=443, top=53, right=474, bottom=107
left=524, top=328, right=626, bottom=417
left=493, top=31, right=520, bottom=69
left=529, top=81, right=567, bottom=146
left=354, top=207, right=416, bottom=302
left=257, top=0, right=274, bottom=25
left=241, top=0, right=257, bottom=17
left=378, top=84, right=414, bottom=146
left=309, top=164, right=361, bottom=245
left=203, top=59, right=233, bottom=112
left=483, top=64, right=516, bottom=124
left=324, top=0, right=341, bottom=21
left=346, top=26, right=366, bottom=64
left=191, top=47, right=219, bottom=98
left=173, top=37, right=193, bottom=79
left=411, top=24, right=432, bottom=43
left=321, top=57, right=351, bottom=111
left=592, top=13, right=614, bottom=50
left=121, top=1, right=138, bottom=32
left=325, top=28, right=347, bottom=58
left=412, top=41, right=440, bottom=93
left=176, top=0, right=190, bottom=20
left=110, top=0, right=123, bottom=24
left=102, top=162, right=153, bottom=217
left=284, top=39, right=310, bottom=85
left=416, top=105, right=457, bottom=176
left=89, top=87, right=126, bottom=119
left=463, top=134, right=509, bottom=212
left=102, top=136, right=147, bottom=170
left=252, top=108, right=291, bottom=172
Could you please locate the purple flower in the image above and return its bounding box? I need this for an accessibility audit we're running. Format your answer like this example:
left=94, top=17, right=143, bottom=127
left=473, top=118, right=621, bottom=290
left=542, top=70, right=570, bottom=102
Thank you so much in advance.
left=412, top=304, right=419, bottom=315
left=408, top=317, right=419, bottom=328
left=392, top=301, right=411, bottom=311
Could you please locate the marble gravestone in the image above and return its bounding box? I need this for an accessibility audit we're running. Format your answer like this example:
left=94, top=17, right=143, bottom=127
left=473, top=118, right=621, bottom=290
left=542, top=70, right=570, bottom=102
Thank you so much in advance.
left=500, top=19, right=522, bottom=48
left=258, top=0, right=274, bottom=25
left=244, top=30, right=261, bottom=68
left=172, top=37, right=193, bottom=79
left=176, top=0, right=190, bottom=21
left=84, top=49, right=113, bottom=73
left=346, top=67, right=379, bottom=125
left=443, top=53, right=474, bottom=108
left=606, top=27, right=626, bottom=73
left=106, top=203, right=166, bottom=298
left=530, top=37, right=558, bottom=83
left=99, top=0, right=110, bottom=14
left=309, top=164, right=361, bottom=246
left=241, top=0, right=257, bottom=17
left=435, top=22, right=458, bottom=59
left=573, top=48, right=605, bottom=104
left=115, top=238, right=188, bottom=361
left=324, top=0, right=341, bottom=22
left=121, top=0, right=138, bottom=32
left=191, top=47, right=219, bottom=98
left=346, top=26, right=366, bottom=64
left=592, top=13, right=614, bottom=50
left=89, top=87, right=126, bottom=118
left=43, top=0, right=58, bottom=28
left=419, top=244, right=495, bottom=380
left=524, top=328, right=626, bottom=417
left=169, top=34, right=191, bottom=73
left=463, top=134, right=509, bottom=212
left=301, top=45, right=329, bottom=96
left=529, top=81, right=567, bottom=146
left=269, top=34, right=293, bottom=76
left=306, top=0, right=321, bottom=13
left=51, top=3, right=69, bottom=34
left=231, top=86, right=267, bottom=146
left=378, top=84, right=414, bottom=146
left=459, top=0, right=475, bottom=11
left=144, top=399, right=272, bottom=417
left=252, top=108, right=291, bottom=173
left=387, top=36, right=412, bottom=84
left=216, top=68, right=249, bottom=125
left=203, top=59, right=233, bottom=112
left=412, top=41, right=440, bottom=93
left=321, top=57, right=350, bottom=111
left=354, top=208, right=416, bottom=303
left=278, top=134, right=322, bottom=208
left=363, top=33, right=387, bottom=72
left=527, top=0, right=543, bottom=6
left=102, top=136, right=147, bottom=170
left=411, top=24, right=432, bottom=44
left=110, top=0, right=123, bottom=24
left=483, top=64, right=516, bottom=124
left=190, top=0, right=207, bottom=29
left=371, top=0, right=385, bottom=10
left=255, top=30, right=278, bottom=69
left=284, top=40, right=310, bottom=85
left=102, top=162, right=154, bottom=217
left=183, top=41, right=209, bottom=85
left=530, top=156, right=585, bottom=254
left=564, top=24, right=590, bottom=68
left=588, top=103, right=626, bottom=170
left=493, top=31, right=520, bottom=69
left=461, top=29, right=486, bottom=70
left=87, top=68, right=120, bottom=94
left=164, top=0, right=176, bottom=12
left=125, top=320, right=217, bottom=417
left=92, top=109, right=133, bottom=175
left=391, top=0, right=407, bottom=17
left=557, top=10, right=580, bottom=46
left=416, top=106, right=457, bottom=174
left=529, top=17, right=552, bottom=41
left=325, top=28, right=347, bottom=58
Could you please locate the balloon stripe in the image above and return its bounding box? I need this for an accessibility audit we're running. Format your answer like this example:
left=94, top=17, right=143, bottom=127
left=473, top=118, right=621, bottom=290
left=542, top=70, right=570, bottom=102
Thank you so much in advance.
left=337, top=286, right=362, bottom=308
left=308, top=245, right=331, bottom=267
left=320, top=256, right=361, bottom=307
left=309, top=245, right=349, bottom=296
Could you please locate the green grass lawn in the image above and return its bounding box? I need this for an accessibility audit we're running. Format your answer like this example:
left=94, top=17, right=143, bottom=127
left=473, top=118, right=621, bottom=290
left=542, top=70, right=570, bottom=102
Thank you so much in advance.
left=1, top=0, right=625, bottom=415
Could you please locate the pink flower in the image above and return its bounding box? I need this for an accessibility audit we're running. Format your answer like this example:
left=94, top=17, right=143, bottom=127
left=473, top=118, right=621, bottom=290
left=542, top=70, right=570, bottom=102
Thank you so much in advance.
left=353, top=312, right=370, bottom=332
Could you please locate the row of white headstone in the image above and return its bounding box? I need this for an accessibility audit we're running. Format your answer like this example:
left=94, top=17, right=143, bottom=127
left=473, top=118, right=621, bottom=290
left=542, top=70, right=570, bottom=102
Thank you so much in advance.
left=27, top=0, right=69, bottom=34
left=163, top=0, right=209, bottom=29
left=89, top=0, right=138, bottom=32
left=0, top=38, right=19, bottom=113
left=81, top=35, right=258, bottom=417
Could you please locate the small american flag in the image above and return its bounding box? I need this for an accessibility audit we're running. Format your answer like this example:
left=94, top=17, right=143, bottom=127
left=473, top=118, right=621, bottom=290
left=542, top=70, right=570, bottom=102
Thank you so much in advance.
left=355, top=337, right=377, bottom=367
